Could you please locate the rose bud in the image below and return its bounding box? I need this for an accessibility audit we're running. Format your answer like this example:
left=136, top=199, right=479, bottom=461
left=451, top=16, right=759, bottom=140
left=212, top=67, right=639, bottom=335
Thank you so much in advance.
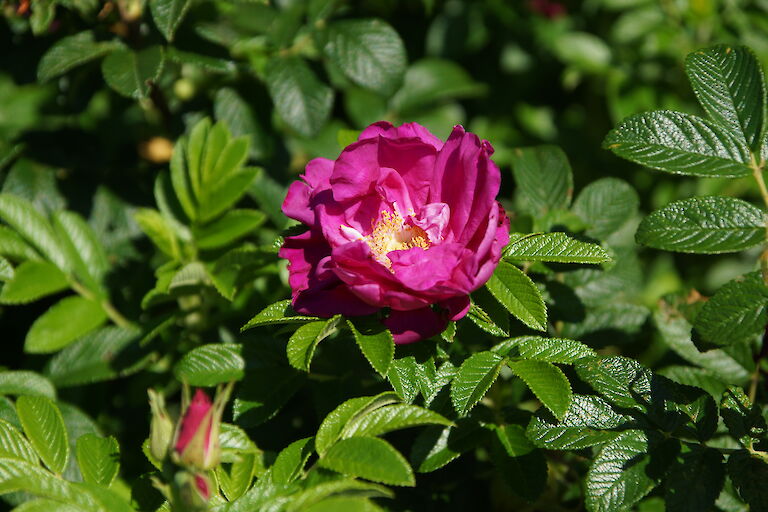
left=280, top=122, right=510, bottom=343
left=173, top=389, right=221, bottom=471
left=148, top=389, right=174, bottom=461
left=172, top=471, right=211, bottom=512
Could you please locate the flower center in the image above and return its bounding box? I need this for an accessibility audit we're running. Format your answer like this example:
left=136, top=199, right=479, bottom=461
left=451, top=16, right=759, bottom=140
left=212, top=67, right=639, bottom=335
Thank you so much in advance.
left=365, top=210, right=430, bottom=269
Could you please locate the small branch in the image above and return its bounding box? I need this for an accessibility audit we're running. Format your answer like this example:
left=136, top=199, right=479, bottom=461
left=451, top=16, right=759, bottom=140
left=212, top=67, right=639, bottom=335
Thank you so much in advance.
left=749, top=154, right=768, bottom=284
left=70, top=279, right=134, bottom=329
left=748, top=366, right=762, bottom=406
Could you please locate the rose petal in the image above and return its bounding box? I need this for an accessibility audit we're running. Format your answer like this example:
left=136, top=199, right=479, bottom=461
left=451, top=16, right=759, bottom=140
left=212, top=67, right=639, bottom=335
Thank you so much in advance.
left=360, top=121, right=444, bottom=151
left=384, top=307, right=447, bottom=344
left=389, top=243, right=470, bottom=293
left=431, top=126, right=501, bottom=244
left=411, top=202, right=451, bottom=244
left=330, top=139, right=380, bottom=202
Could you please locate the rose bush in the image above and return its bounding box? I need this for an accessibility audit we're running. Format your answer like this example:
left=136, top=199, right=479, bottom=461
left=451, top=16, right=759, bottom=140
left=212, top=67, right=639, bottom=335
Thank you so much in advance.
left=280, top=122, right=510, bottom=343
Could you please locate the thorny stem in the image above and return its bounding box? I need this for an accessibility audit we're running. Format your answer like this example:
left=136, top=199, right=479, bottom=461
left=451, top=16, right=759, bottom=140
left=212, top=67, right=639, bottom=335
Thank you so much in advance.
left=749, top=153, right=768, bottom=284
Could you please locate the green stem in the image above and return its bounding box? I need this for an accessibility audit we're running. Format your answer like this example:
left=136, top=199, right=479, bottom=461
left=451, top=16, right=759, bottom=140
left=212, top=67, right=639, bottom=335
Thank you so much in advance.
left=70, top=280, right=133, bottom=329
left=748, top=364, right=761, bottom=403
left=749, top=154, right=768, bottom=284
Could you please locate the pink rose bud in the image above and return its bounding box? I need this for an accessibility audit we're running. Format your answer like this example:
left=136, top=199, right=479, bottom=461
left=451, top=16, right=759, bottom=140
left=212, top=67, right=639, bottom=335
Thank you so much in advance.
left=173, top=389, right=220, bottom=470
left=194, top=474, right=210, bottom=500
left=172, top=471, right=212, bottom=511
left=280, top=122, right=510, bottom=343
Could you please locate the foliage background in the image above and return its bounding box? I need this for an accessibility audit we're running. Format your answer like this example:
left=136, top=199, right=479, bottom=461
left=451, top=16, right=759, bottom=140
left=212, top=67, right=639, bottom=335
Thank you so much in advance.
left=2, top=0, right=768, bottom=511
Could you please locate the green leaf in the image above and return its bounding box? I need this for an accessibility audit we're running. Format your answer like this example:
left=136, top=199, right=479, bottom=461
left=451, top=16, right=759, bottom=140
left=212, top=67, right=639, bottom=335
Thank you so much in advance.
left=167, top=47, right=236, bottom=74
left=720, top=386, right=767, bottom=449
left=665, top=447, right=725, bottom=512
left=0, top=459, right=88, bottom=506
left=490, top=425, right=547, bottom=502
left=208, top=134, right=250, bottom=187
left=319, top=437, right=415, bottom=486
left=0, top=371, right=55, bottom=399
left=0, top=193, right=67, bottom=270
left=76, top=434, right=120, bottom=487
left=287, top=480, right=391, bottom=512
left=0, top=420, right=38, bottom=463
left=15, top=396, right=69, bottom=474
left=342, top=404, right=452, bottom=438
left=25, top=296, right=107, bottom=354
left=217, top=452, right=257, bottom=501
left=101, top=46, right=165, bottom=99
left=287, top=316, right=341, bottom=372
left=485, top=261, right=547, bottom=331
left=659, top=365, right=729, bottom=400
left=466, top=300, right=509, bottom=337
left=52, top=211, right=109, bottom=289
left=654, top=299, right=751, bottom=383
left=686, top=45, right=766, bottom=152
left=391, top=59, right=485, bottom=114
left=214, top=88, right=266, bottom=159
left=199, top=167, right=259, bottom=223
left=233, top=366, right=305, bottom=428
left=174, top=343, right=245, bottom=386
left=323, top=19, right=406, bottom=95
left=219, top=422, right=260, bottom=458
left=450, top=351, right=506, bottom=416
left=561, top=302, right=649, bottom=340
left=503, top=232, right=611, bottom=264
left=0, top=260, right=68, bottom=305
left=169, top=261, right=209, bottom=291
left=8, top=499, right=83, bottom=512
left=315, top=393, right=400, bottom=456
left=271, top=437, right=314, bottom=485
left=0, top=225, right=40, bottom=261
left=410, top=420, right=487, bottom=473
left=387, top=356, right=437, bottom=404
left=134, top=208, right=180, bottom=260
left=73, top=482, right=134, bottom=512
left=170, top=138, right=197, bottom=221
left=186, top=118, right=211, bottom=201
left=727, top=450, right=768, bottom=512
left=37, top=31, right=118, bottom=82
left=500, top=335, right=596, bottom=363
left=552, top=31, right=611, bottom=73
left=44, top=327, right=144, bottom=387
left=29, top=0, right=56, bottom=34
left=264, top=56, right=333, bottom=137
left=508, top=359, right=572, bottom=420
left=574, top=356, right=651, bottom=409
left=150, top=0, right=192, bottom=41
left=347, top=317, right=395, bottom=376
left=510, top=145, right=573, bottom=214
left=603, top=111, right=752, bottom=177
left=195, top=209, right=265, bottom=250
left=248, top=169, right=290, bottom=230
left=0, top=256, right=11, bottom=282
left=526, top=394, right=629, bottom=450
left=651, top=377, right=718, bottom=442
left=693, top=272, right=768, bottom=346
left=242, top=300, right=319, bottom=330
left=303, top=497, right=385, bottom=512
left=585, top=431, right=660, bottom=512
left=636, top=196, right=765, bottom=254
left=573, top=177, right=639, bottom=240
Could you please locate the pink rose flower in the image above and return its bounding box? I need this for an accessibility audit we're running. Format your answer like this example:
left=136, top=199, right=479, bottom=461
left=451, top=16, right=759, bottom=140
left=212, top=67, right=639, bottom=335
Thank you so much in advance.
left=280, top=122, right=510, bottom=344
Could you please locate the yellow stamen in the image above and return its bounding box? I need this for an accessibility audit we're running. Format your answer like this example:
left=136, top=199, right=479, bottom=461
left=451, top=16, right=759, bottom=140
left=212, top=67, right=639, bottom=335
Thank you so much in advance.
left=365, top=210, right=430, bottom=270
